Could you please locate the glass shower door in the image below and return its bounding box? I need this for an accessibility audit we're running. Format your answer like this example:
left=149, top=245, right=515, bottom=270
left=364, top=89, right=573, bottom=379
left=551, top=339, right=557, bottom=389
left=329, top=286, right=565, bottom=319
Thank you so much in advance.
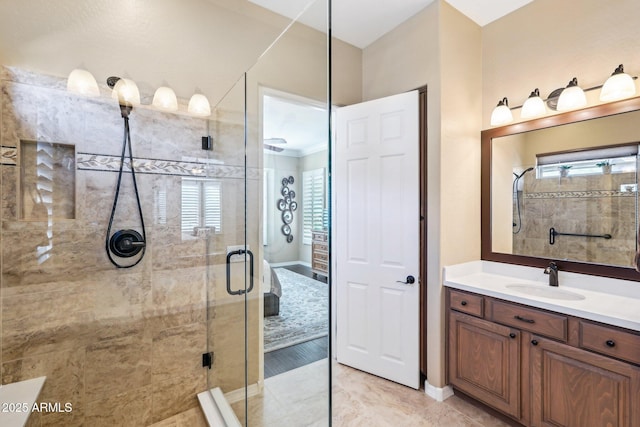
left=203, top=0, right=330, bottom=425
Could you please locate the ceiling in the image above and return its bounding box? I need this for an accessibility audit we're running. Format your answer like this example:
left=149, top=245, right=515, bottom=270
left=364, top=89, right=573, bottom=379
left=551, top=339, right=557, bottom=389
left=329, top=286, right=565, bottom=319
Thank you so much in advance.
left=263, top=93, right=328, bottom=157
left=258, top=0, right=534, bottom=156
left=250, top=0, right=534, bottom=49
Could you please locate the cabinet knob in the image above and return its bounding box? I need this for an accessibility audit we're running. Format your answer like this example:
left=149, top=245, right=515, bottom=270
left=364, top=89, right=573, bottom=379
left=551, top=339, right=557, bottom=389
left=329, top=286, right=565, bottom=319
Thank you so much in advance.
left=531, top=339, right=539, bottom=346
left=460, top=301, right=468, bottom=306
left=605, top=340, right=616, bottom=348
left=509, top=332, right=517, bottom=339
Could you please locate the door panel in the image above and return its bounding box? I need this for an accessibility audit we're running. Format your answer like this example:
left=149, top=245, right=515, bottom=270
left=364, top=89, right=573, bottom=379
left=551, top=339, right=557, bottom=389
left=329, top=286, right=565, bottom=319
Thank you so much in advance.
left=336, top=90, right=420, bottom=389
left=531, top=336, right=640, bottom=427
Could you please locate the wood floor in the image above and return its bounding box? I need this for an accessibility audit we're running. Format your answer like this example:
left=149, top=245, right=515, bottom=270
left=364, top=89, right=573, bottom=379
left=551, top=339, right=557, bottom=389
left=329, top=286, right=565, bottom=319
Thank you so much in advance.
left=264, top=336, right=329, bottom=378
left=264, top=264, right=329, bottom=378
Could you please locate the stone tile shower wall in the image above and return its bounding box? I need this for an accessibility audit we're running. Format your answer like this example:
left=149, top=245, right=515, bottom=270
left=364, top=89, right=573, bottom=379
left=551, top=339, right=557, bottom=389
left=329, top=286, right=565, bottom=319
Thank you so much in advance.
left=513, top=171, right=637, bottom=267
left=0, top=67, right=260, bottom=426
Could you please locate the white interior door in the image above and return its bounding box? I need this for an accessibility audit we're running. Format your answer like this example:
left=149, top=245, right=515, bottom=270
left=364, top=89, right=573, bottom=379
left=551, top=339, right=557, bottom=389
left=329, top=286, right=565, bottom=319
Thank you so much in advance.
left=335, top=90, right=420, bottom=389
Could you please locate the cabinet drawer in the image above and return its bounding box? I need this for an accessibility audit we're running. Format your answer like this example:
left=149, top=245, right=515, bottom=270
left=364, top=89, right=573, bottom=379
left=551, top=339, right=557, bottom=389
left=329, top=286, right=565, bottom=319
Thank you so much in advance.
left=312, top=231, right=327, bottom=243
left=448, top=289, right=483, bottom=317
left=488, top=299, right=567, bottom=342
left=313, top=242, right=328, bottom=253
left=313, top=252, right=328, bottom=262
left=579, top=321, right=640, bottom=365
left=312, top=260, right=328, bottom=273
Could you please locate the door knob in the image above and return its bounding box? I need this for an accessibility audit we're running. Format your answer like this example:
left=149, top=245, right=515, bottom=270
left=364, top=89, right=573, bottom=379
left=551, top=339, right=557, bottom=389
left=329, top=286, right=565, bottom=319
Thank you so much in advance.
left=397, top=275, right=416, bottom=285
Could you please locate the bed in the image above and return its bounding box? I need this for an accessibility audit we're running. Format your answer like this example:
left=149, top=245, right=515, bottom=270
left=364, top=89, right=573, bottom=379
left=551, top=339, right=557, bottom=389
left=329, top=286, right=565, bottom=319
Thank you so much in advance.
left=263, top=260, right=281, bottom=316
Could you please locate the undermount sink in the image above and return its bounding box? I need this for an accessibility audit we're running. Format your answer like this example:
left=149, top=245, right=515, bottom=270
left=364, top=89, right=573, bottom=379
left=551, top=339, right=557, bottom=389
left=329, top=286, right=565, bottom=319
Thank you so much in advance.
left=506, top=284, right=586, bottom=301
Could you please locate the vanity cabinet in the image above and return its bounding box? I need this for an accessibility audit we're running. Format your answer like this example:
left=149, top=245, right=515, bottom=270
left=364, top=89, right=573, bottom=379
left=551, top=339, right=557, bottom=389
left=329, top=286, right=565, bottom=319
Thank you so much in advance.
left=448, top=311, right=520, bottom=418
left=446, top=288, right=640, bottom=427
left=530, top=335, right=640, bottom=427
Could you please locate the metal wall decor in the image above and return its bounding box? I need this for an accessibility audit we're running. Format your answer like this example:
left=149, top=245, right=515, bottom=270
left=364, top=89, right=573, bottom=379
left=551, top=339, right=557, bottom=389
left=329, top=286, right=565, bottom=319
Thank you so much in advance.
left=278, top=176, right=297, bottom=243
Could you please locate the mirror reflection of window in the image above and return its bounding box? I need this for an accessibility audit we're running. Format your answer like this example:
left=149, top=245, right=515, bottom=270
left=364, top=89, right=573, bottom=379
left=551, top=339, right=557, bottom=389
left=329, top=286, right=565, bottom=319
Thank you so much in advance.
left=181, top=178, right=221, bottom=238
left=536, top=144, right=639, bottom=179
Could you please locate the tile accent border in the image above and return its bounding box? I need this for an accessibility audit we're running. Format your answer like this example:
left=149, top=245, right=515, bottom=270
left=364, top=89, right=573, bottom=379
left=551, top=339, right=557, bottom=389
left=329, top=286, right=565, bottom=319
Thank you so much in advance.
left=525, top=190, right=635, bottom=199
left=76, top=152, right=259, bottom=179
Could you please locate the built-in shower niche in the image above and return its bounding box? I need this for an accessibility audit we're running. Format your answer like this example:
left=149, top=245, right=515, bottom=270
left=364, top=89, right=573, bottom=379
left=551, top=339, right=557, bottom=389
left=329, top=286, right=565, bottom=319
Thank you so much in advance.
left=19, top=140, right=76, bottom=220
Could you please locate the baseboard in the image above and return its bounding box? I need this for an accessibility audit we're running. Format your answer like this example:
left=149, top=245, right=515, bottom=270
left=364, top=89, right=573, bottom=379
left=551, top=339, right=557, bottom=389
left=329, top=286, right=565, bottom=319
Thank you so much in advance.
left=269, top=260, right=311, bottom=268
left=424, top=380, right=454, bottom=402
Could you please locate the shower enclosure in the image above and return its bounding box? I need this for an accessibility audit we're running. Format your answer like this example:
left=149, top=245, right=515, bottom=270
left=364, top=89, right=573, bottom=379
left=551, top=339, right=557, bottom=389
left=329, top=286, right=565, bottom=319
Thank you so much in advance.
left=0, top=0, right=330, bottom=425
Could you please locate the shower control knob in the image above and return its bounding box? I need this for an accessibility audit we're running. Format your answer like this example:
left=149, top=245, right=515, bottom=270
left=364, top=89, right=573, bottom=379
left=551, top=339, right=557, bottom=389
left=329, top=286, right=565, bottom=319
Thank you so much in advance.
left=397, top=275, right=416, bottom=285
left=110, top=229, right=146, bottom=258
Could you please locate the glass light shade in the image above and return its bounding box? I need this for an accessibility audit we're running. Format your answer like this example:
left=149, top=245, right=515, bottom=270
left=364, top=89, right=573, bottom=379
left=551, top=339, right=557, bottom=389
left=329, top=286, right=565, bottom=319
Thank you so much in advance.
left=188, top=94, right=211, bottom=117
left=152, top=86, right=178, bottom=111
left=557, top=78, right=586, bottom=112
left=520, top=89, right=546, bottom=119
left=67, top=69, right=100, bottom=97
left=600, top=70, right=636, bottom=102
left=111, top=78, right=140, bottom=107
left=490, top=98, right=513, bottom=126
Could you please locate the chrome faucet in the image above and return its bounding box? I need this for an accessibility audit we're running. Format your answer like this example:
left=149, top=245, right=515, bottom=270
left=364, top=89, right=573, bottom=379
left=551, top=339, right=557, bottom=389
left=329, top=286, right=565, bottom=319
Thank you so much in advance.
left=544, top=262, right=559, bottom=287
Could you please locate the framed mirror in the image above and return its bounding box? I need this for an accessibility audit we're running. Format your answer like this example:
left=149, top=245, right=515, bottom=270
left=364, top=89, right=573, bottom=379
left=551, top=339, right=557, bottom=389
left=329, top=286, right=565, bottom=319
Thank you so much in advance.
left=482, top=96, right=640, bottom=281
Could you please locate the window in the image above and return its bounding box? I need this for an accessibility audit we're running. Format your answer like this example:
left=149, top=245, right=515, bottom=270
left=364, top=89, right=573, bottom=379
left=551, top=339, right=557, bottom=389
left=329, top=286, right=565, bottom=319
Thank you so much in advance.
left=181, top=178, right=222, bottom=236
left=302, top=168, right=325, bottom=245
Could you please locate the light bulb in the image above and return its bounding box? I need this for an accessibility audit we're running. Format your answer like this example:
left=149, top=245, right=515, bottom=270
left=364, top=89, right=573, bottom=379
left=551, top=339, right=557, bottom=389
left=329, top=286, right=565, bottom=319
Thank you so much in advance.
left=111, top=78, right=141, bottom=107
left=490, top=97, right=513, bottom=126
left=600, top=64, right=636, bottom=102
left=520, top=88, right=546, bottom=119
left=557, top=77, right=586, bottom=112
left=67, top=69, right=100, bottom=97
left=152, top=86, right=178, bottom=112
left=188, top=94, right=211, bottom=117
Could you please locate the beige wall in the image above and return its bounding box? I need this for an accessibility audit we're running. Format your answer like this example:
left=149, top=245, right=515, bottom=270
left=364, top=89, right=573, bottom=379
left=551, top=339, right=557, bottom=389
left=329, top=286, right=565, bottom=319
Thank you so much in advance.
left=483, top=0, right=640, bottom=128
left=264, top=153, right=301, bottom=264
left=362, top=0, right=481, bottom=387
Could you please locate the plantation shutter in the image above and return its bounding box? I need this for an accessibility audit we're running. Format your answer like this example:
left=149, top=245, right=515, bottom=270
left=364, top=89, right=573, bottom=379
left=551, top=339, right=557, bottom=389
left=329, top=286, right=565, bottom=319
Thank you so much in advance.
left=302, top=168, right=325, bottom=245
left=181, top=180, right=200, bottom=234
left=203, top=181, right=222, bottom=232
left=181, top=178, right=222, bottom=235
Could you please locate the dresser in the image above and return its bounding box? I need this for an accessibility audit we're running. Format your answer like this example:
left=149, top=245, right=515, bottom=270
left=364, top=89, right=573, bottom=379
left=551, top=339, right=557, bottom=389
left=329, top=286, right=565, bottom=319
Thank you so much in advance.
left=311, top=229, right=328, bottom=278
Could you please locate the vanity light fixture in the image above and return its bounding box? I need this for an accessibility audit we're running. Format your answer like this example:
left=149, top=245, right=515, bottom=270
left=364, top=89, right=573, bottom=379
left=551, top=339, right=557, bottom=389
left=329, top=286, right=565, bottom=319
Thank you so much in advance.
left=520, top=88, right=546, bottom=119
left=188, top=93, right=212, bottom=117
left=600, top=64, right=636, bottom=102
left=490, top=97, right=513, bottom=126
left=68, top=68, right=213, bottom=118
left=152, top=86, right=179, bottom=112
left=66, top=69, right=100, bottom=97
left=556, top=77, right=587, bottom=112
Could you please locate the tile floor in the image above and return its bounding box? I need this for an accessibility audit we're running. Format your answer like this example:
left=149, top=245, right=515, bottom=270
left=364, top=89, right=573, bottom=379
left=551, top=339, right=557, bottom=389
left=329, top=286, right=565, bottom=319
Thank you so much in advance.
left=223, top=359, right=512, bottom=427
left=155, top=358, right=513, bottom=426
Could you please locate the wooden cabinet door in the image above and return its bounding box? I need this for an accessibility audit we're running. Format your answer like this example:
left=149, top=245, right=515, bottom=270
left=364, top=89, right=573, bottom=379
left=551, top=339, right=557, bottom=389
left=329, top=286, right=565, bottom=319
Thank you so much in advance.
left=530, top=336, right=640, bottom=427
left=448, top=311, right=521, bottom=419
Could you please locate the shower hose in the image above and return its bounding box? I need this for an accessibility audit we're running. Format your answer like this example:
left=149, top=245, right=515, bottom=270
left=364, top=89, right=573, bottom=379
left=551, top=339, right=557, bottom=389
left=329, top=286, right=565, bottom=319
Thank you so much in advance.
left=105, top=113, right=147, bottom=268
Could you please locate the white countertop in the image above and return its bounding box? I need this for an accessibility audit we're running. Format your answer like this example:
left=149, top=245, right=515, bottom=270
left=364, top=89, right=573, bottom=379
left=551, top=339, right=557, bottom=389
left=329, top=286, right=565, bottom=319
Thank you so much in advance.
left=443, top=261, right=640, bottom=332
left=0, top=376, right=46, bottom=427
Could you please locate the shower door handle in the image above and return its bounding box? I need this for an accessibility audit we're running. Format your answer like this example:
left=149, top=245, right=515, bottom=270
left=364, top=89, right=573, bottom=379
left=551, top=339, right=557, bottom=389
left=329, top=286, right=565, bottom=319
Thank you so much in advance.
left=226, top=249, right=255, bottom=296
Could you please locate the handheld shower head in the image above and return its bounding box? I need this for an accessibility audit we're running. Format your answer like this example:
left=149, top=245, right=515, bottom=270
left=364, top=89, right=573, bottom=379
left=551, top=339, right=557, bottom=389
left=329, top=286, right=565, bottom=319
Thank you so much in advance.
left=514, top=167, right=534, bottom=179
